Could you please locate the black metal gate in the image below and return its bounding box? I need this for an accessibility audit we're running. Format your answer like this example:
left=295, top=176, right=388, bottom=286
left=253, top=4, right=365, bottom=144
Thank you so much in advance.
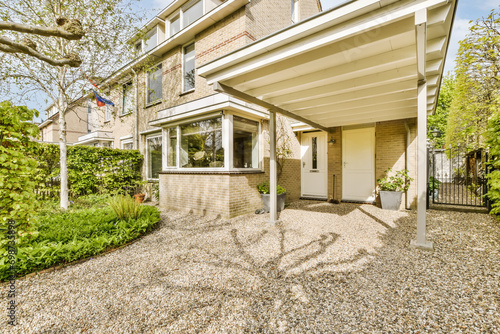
left=428, top=146, right=490, bottom=208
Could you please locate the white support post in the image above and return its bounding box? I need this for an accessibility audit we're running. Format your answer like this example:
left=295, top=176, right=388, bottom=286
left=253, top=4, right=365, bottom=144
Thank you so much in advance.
left=411, top=9, right=433, bottom=251
left=269, top=110, right=279, bottom=223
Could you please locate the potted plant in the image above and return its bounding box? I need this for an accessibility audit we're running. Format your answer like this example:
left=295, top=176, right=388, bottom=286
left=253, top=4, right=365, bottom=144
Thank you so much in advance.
left=377, top=168, right=413, bottom=210
left=257, top=181, right=287, bottom=212
left=428, top=176, right=441, bottom=199
left=132, top=181, right=146, bottom=203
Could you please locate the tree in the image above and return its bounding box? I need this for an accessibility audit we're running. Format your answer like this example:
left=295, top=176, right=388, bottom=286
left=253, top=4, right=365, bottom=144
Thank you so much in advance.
left=445, top=6, right=500, bottom=150
left=0, top=0, right=140, bottom=209
left=0, top=18, right=84, bottom=67
left=427, top=73, right=455, bottom=148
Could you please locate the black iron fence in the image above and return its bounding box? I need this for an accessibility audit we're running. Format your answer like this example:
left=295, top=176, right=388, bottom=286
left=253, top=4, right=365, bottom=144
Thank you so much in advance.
left=428, top=146, right=490, bottom=208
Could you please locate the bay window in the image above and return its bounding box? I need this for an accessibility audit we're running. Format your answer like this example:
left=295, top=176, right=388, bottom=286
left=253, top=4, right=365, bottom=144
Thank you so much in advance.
left=162, top=114, right=261, bottom=171
left=180, top=117, right=223, bottom=168
left=233, top=116, right=259, bottom=169
left=144, top=27, right=158, bottom=52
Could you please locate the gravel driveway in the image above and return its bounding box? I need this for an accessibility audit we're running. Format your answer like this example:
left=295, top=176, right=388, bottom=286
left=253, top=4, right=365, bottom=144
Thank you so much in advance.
left=2, top=201, right=499, bottom=333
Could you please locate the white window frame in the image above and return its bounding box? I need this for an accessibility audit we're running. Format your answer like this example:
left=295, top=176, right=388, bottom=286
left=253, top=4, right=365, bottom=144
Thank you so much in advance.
left=121, top=138, right=134, bottom=150
left=143, top=25, right=159, bottom=53
left=146, top=61, right=163, bottom=106
left=146, top=133, right=163, bottom=180
left=292, top=0, right=300, bottom=23
left=182, top=42, right=196, bottom=93
left=160, top=111, right=264, bottom=172
left=166, top=0, right=205, bottom=38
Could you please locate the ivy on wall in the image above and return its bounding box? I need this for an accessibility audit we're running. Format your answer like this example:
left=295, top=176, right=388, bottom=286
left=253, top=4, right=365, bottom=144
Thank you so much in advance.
left=28, top=143, right=144, bottom=198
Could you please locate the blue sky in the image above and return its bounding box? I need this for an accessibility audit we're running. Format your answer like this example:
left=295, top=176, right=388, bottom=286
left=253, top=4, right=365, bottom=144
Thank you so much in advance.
left=9, top=0, right=499, bottom=120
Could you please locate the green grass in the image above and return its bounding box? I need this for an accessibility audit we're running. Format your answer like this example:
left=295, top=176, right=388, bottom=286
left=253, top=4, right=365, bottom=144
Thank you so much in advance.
left=0, top=195, right=160, bottom=281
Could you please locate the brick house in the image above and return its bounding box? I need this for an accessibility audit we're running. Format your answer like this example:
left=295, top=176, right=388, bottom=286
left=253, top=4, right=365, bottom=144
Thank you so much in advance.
left=38, top=100, right=93, bottom=145
left=85, top=0, right=456, bottom=250
left=88, top=0, right=321, bottom=216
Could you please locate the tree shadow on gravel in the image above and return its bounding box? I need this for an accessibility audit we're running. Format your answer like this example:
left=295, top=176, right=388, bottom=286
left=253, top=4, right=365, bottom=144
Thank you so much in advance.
left=158, top=214, right=374, bottom=333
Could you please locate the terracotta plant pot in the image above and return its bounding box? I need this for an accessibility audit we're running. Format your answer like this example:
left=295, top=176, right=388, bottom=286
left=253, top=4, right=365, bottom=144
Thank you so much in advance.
left=134, top=193, right=145, bottom=203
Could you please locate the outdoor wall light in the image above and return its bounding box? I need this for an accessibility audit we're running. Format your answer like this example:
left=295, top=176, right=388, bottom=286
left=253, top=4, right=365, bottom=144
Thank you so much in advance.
left=329, top=137, right=336, bottom=144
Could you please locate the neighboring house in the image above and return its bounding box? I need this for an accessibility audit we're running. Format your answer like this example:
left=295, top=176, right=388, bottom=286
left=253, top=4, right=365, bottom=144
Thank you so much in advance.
left=38, top=100, right=90, bottom=144
left=84, top=0, right=322, bottom=217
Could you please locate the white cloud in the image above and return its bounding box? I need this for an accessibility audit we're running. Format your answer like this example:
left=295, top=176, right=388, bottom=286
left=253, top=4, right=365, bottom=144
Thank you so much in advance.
left=479, top=0, right=499, bottom=11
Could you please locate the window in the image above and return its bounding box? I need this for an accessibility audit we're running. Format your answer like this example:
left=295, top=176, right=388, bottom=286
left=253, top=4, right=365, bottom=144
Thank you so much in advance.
left=292, top=0, right=299, bottom=23
left=170, top=15, right=180, bottom=36
left=122, top=141, right=133, bottom=150
left=147, top=64, right=163, bottom=104
left=167, top=127, right=177, bottom=167
left=312, top=136, right=317, bottom=169
left=105, top=105, right=111, bottom=122
left=183, top=0, right=203, bottom=28
left=183, top=43, right=195, bottom=92
left=233, top=116, right=259, bottom=168
left=147, top=136, right=162, bottom=179
left=87, top=103, right=92, bottom=133
left=180, top=117, right=223, bottom=168
left=144, top=27, right=158, bottom=52
left=122, top=82, right=133, bottom=115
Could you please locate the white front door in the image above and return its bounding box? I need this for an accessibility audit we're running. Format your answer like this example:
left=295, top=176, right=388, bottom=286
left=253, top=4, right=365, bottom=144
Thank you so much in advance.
left=342, top=127, right=375, bottom=202
left=301, top=132, right=327, bottom=199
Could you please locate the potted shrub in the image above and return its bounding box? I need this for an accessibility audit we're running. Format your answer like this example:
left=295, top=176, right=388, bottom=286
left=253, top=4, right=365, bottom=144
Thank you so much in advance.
left=377, top=168, right=413, bottom=210
left=428, top=176, right=441, bottom=199
left=257, top=181, right=286, bottom=212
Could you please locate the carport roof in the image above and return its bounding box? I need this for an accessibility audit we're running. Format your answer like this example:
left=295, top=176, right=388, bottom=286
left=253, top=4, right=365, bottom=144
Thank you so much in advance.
left=198, top=0, right=457, bottom=130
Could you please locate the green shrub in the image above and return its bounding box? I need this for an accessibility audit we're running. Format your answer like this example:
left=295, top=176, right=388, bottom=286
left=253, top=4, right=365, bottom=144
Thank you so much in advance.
left=0, top=203, right=160, bottom=281
left=109, top=195, right=144, bottom=220
left=257, top=181, right=286, bottom=195
left=377, top=168, right=413, bottom=192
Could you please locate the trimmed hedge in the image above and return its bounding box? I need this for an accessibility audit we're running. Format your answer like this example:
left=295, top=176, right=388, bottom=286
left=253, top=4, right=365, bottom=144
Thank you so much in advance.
left=28, top=143, right=143, bottom=198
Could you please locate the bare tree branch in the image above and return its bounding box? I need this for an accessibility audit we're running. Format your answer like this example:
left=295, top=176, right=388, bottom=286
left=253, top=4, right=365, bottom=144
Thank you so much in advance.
left=0, top=37, right=82, bottom=67
left=0, top=19, right=84, bottom=40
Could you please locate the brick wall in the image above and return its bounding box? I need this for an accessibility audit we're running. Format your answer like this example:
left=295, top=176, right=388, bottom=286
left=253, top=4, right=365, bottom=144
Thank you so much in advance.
left=327, top=127, right=342, bottom=201
left=159, top=172, right=266, bottom=218
left=375, top=118, right=417, bottom=209
left=299, top=0, right=322, bottom=21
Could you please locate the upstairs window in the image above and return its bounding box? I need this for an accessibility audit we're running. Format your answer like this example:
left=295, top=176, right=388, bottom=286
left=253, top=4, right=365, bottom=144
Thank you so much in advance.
left=122, top=82, right=133, bottom=115
left=170, top=15, right=181, bottom=36
left=183, top=0, right=203, bottom=28
left=147, top=64, right=163, bottom=104
left=105, top=105, right=111, bottom=122
left=183, top=43, right=195, bottom=92
left=144, top=27, right=158, bottom=52
left=147, top=136, right=162, bottom=179
left=167, top=0, right=204, bottom=38
left=292, top=0, right=299, bottom=23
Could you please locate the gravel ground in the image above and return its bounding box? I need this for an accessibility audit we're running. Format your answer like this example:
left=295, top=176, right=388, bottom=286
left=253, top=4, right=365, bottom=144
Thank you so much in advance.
left=1, top=200, right=499, bottom=333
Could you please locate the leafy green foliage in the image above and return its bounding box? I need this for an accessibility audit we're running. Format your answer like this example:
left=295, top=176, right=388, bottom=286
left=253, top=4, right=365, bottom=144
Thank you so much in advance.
left=109, top=195, right=144, bottom=220
left=428, top=176, right=442, bottom=191
left=0, top=101, right=39, bottom=231
left=485, top=106, right=500, bottom=215
left=26, top=143, right=143, bottom=198
left=428, top=74, right=455, bottom=148
left=377, top=168, right=413, bottom=192
left=257, top=182, right=286, bottom=195
left=445, top=7, right=500, bottom=149
left=0, top=200, right=160, bottom=281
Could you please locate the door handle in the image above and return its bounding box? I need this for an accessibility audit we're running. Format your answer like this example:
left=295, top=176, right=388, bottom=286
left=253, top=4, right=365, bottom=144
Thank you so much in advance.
left=344, top=161, right=347, bottom=167
left=303, top=162, right=306, bottom=168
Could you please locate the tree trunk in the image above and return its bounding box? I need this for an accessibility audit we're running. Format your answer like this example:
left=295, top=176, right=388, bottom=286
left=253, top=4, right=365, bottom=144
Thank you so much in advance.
left=58, top=66, right=69, bottom=209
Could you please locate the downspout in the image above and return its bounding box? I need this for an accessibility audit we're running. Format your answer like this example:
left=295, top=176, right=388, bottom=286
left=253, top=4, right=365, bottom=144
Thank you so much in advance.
left=405, top=121, right=411, bottom=210
left=131, top=68, right=139, bottom=150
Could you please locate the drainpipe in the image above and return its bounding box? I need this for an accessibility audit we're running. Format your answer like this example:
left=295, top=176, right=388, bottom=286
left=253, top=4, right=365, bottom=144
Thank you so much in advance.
left=131, top=68, right=139, bottom=150
left=405, top=121, right=411, bottom=210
